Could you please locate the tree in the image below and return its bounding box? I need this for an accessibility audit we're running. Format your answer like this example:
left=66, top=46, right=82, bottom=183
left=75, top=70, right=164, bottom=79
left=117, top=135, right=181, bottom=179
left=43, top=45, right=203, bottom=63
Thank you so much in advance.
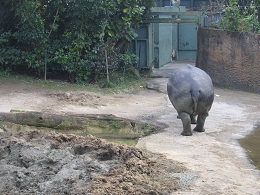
left=0, top=0, right=155, bottom=82
left=204, top=0, right=260, bottom=33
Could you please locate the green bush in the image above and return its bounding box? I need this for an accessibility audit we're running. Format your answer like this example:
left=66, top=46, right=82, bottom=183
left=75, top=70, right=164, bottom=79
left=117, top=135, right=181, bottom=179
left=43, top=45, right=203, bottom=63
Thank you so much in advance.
left=0, top=0, right=155, bottom=83
left=204, top=0, right=260, bottom=33
left=218, top=0, right=260, bottom=32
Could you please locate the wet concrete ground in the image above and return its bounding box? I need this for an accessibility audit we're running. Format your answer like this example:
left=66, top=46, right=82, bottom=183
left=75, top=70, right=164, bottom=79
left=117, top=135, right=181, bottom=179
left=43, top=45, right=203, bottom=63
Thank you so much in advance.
left=152, top=60, right=260, bottom=170
left=137, top=61, right=260, bottom=194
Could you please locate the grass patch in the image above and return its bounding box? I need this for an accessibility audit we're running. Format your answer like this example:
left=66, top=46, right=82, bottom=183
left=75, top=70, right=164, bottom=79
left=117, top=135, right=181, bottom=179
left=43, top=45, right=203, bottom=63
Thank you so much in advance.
left=0, top=69, right=147, bottom=94
left=10, top=110, right=27, bottom=113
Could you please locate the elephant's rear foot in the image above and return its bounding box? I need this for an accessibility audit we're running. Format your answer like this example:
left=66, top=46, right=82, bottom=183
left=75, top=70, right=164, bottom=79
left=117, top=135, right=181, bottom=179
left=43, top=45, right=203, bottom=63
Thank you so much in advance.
left=193, top=114, right=207, bottom=132
left=193, top=126, right=205, bottom=132
left=181, top=130, right=192, bottom=136
left=179, top=112, right=192, bottom=136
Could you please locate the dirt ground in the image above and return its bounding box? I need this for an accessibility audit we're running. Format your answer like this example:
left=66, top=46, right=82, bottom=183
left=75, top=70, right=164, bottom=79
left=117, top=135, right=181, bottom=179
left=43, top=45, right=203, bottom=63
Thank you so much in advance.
left=0, top=62, right=260, bottom=194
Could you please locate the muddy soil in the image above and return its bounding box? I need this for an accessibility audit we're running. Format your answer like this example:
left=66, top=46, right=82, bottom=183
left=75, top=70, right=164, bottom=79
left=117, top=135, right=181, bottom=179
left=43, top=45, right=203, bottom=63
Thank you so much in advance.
left=0, top=63, right=260, bottom=194
left=0, top=130, right=186, bottom=194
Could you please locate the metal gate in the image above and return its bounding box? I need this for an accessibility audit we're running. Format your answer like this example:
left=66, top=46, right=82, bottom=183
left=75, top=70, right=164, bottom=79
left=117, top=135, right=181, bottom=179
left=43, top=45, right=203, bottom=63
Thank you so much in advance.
left=178, top=22, right=198, bottom=60
left=134, top=7, right=204, bottom=68
left=130, top=24, right=153, bottom=69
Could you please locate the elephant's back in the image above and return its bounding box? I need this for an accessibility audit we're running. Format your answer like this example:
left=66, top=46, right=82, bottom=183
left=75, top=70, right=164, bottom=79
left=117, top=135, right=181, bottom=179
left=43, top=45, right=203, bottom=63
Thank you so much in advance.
left=169, top=65, right=212, bottom=83
left=167, top=65, right=214, bottom=98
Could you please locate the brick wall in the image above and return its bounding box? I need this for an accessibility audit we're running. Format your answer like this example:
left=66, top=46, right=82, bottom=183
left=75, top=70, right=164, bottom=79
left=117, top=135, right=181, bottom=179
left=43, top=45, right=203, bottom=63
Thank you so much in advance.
left=196, top=27, right=260, bottom=94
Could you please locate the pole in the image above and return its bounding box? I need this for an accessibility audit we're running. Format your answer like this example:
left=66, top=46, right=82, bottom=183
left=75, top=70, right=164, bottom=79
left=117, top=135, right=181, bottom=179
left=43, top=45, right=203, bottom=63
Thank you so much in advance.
left=258, top=6, right=260, bottom=23
left=44, top=49, right=47, bottom=81
left=105, top=50, right=109, bottom=83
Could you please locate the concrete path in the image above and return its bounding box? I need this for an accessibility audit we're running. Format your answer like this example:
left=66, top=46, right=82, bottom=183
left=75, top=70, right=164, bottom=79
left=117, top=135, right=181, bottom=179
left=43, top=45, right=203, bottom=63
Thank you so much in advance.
left=137, top=61, right=260, bottom=194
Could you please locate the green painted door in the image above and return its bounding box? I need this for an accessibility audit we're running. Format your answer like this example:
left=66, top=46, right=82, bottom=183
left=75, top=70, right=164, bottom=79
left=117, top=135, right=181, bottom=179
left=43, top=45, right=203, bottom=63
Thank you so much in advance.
left=132, top=25, right=150, bottom=69
left=136, top=40, right=148, bottom=69
left=178, top=23, right=198, bottom=60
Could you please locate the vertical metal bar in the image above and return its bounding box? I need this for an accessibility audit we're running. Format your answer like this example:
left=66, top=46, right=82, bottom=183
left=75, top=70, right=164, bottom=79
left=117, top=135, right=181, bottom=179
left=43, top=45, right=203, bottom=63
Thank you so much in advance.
left=135, top=40, right=138, bottom=68
left=190, top=0, right=194, bottom=8
left=258, top=6, right=260, bottom=23
left=44, top=49, right=47, bottom=81
left=105, top=50, right=109, bottom=83
left=177, top=22, right=179, bottom=60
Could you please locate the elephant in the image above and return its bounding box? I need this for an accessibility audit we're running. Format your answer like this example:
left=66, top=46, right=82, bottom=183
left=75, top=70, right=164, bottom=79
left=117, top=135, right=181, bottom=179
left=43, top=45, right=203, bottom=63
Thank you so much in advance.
left=167, top=65, right=214, bottom=136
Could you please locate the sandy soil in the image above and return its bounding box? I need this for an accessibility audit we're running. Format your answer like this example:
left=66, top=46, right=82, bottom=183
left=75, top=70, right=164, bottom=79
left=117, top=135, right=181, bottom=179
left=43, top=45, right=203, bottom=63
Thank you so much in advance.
left=0, top=65, right=260, bottom=194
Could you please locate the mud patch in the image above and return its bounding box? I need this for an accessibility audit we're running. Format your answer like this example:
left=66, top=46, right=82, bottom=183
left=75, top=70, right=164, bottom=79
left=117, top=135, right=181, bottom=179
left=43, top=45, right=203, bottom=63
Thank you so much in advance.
left=0, top=130, right=186, bottom=194
left=239, top=125, right=260, bottom=169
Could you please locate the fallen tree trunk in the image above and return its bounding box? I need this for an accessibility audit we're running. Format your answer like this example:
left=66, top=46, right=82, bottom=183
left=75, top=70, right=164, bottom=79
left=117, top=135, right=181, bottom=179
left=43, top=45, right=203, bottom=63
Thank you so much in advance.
left=0, top=111, right=158, bottom=139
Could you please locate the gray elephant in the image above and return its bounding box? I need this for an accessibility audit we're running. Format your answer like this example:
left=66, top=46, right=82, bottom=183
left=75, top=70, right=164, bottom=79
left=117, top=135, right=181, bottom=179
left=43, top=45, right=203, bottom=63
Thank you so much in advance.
left=167, top=65, right=214, bottom=136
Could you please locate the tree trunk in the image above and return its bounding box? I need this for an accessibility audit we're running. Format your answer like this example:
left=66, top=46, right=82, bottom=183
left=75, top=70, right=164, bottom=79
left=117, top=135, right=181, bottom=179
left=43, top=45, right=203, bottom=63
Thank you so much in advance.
left=0, top=111, right=158, bottom=139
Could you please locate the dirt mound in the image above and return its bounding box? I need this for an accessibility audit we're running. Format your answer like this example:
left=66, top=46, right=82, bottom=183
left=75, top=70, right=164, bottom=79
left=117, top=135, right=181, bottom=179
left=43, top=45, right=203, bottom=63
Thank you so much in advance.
left=0, top=129, right=186, bottom=194
left=46, top=92, right=106, bottom=107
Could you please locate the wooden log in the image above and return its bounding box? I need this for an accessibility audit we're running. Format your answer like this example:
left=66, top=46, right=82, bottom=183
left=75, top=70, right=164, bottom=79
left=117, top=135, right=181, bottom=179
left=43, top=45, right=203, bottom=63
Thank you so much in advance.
left=0, top=111, right=157, bottom=139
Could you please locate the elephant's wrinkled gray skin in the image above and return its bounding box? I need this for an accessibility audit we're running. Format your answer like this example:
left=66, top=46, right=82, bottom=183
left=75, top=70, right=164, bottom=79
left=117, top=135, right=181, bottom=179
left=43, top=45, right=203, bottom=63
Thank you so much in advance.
left=167, top=65, right=214, bottom=136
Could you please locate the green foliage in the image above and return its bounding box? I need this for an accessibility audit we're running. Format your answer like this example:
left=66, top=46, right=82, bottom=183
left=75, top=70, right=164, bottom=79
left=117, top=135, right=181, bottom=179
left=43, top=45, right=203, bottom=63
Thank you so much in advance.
left=0, top=0, right=155, bottom=83
left=205, top=0, right=260, bottom=33
left=219, top=0, right=260, bottom=32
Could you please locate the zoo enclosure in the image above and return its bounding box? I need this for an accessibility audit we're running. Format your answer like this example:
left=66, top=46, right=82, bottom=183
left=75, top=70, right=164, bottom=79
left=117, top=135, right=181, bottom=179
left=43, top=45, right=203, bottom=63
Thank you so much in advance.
left=131, top=7, right=205, bottom=69
left=132, top=0, right=260, bottom=69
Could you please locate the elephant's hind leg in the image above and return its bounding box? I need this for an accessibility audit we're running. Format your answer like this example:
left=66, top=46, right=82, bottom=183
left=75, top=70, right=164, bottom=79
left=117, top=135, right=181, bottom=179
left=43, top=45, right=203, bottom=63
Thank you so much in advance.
left=179, top=112, right=192, bottom=136
left=193, top=113, right=207, bottom=132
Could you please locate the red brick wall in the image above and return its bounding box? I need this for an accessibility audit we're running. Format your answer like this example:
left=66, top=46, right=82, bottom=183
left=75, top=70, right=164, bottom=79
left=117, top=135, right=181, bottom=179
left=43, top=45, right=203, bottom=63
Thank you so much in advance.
left=196, top=27, right=260, bottom=94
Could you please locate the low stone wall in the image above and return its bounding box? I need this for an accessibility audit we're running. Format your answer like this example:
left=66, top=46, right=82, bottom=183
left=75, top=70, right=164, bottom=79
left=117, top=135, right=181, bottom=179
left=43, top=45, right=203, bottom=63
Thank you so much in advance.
left=196, top=27, right=260, bottom=94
